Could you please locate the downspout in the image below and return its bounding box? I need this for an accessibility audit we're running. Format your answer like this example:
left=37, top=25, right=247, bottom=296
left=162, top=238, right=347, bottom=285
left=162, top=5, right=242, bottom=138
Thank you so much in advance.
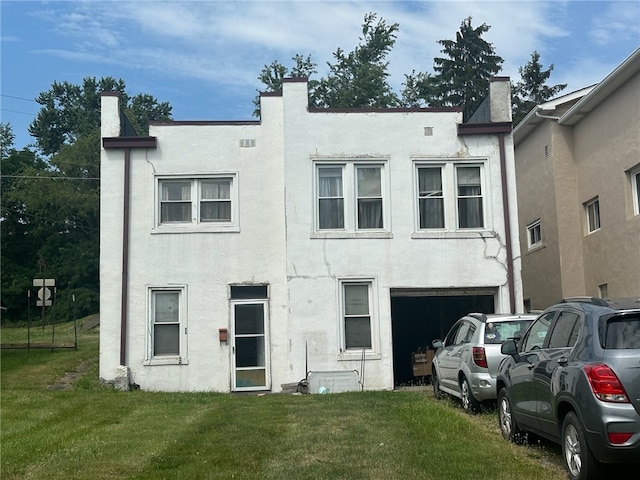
left=120, top=147, right=131, bottom=366
left=498, top=133, right=516, bottom=313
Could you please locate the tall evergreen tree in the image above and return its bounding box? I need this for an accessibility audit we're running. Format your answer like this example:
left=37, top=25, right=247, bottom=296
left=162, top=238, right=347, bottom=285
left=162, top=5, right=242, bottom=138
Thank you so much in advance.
left=512, top=51, right=567, bottom=125
left=430, top=17, right=504, bottom=120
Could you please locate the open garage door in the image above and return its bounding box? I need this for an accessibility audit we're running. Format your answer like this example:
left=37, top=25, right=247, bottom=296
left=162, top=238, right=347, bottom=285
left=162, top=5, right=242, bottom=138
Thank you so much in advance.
left=390, top=288, right=496, bottom=387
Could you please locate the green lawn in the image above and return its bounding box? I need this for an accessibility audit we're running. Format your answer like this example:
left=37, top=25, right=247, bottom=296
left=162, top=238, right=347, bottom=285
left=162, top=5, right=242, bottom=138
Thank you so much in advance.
left=1, top=317, right=566, bottom=480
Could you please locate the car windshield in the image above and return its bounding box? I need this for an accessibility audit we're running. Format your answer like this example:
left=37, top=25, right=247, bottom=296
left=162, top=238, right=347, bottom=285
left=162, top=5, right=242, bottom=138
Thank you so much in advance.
left=485, top=320, right=532, bottom=344
left=604, top=315, right=640, bottom=349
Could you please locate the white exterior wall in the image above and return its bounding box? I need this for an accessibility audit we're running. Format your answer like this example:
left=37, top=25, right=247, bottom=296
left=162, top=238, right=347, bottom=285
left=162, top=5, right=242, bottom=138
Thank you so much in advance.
left=281, top=80, right=521, bottom=391
left=100, top=79, right=522, bottom=392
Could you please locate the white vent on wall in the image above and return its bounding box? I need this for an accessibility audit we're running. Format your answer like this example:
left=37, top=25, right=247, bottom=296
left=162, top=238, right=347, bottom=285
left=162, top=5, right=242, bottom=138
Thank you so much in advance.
left=424, top=127, right=433, bottom=136
left=239, top=138, right=256, bottom=148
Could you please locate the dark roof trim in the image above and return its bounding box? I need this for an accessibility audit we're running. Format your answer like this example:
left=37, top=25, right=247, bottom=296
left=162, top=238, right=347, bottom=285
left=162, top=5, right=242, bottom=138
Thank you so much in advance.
left=103, top=136, right=157, bottom=149
left=308, top=106, right=461, bottom=114
left=283, top=77, right=309, bottom=83
left=457, top=122, right=512, bottom=135
left=149, top=120, right=260, bottom=126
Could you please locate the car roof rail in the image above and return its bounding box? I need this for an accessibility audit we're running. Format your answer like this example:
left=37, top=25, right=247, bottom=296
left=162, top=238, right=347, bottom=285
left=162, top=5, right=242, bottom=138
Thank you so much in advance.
left=560, top=296, right=609, bottom=306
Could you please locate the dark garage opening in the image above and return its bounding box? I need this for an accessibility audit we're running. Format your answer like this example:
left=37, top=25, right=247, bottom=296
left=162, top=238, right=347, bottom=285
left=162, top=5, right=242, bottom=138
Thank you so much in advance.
left=390, top=290, right=495, bottom=387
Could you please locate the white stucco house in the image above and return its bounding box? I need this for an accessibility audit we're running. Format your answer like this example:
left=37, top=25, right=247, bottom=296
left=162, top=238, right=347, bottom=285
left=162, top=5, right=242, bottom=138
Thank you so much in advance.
left=100, top=77, right=524, bottom=392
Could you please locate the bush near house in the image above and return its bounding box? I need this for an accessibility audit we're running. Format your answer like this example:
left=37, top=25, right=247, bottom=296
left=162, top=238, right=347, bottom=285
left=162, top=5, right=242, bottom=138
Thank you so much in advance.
left=0, top=318, right=568, bottom=480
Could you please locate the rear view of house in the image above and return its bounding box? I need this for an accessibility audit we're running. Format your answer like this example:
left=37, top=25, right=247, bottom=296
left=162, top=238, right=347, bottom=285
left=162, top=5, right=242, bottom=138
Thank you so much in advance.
left=100, top=77, right=523, bottom=392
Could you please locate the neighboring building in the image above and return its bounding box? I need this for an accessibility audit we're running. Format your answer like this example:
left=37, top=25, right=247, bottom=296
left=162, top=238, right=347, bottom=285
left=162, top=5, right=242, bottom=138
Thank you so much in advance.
left=514, top=48, right=640, bottom=311
left=100, top=77, right=524, bottom=392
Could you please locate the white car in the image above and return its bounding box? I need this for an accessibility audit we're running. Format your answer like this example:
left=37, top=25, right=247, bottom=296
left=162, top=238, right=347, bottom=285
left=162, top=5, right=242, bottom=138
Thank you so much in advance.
left=431, top=313, right=537, bottom=413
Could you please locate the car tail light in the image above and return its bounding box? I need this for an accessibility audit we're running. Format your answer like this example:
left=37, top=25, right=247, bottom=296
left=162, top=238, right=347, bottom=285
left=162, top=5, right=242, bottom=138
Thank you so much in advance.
left=583, top=364, right=630, bottom=403
left=472, top=347, right=488, bottom=368
left=608, top=432, right=633, bottom=444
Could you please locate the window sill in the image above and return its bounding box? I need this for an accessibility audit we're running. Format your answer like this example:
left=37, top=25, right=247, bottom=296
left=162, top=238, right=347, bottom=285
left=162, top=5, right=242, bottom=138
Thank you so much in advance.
left=311, top=231, right=393, bottom=239
left=526, top=242, right=546, bottom=254
left=338, top=351, right=381, bottom=361
left=411, top=230, right=496, bottom=240
left=152, top=225, right=240, bottom=234
left=143, top=357, right=189, bottom=366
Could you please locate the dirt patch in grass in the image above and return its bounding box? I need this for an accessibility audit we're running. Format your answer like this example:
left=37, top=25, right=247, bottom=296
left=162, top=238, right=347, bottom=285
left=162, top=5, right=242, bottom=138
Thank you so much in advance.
left=46, top=357, right=96, bottom=391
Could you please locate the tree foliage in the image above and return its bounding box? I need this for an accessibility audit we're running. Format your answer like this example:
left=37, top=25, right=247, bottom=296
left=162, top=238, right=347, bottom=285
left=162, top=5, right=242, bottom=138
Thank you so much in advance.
left=254, top=13, right=399, bottom=114
left=29, top=77, right=172, bottom=156
left=429, top=17, right=504, bottom=120
left=2, top=78, right=172, bottom=323
left=511, top=51, right=567, bottom=125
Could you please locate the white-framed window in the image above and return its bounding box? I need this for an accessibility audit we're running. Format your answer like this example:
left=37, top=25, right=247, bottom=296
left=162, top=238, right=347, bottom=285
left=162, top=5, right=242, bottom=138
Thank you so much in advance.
left=155, top=174, right=238, bottom=232
left=414, top=161, right=487, bottom=231
left=339, top=279, right=379, bottom=356
left=631, top=167, right=640, bottom=216
left=145, top=286, right=188, bottom=365
left=527, top=219, right=542, bottom=249
left=315, top=161, right=388, bottom=235
left=585, top=197, right=601, bottom=233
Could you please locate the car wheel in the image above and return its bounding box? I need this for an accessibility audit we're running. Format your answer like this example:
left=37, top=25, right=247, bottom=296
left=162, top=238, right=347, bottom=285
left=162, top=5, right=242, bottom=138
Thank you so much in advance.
left=432, top=369, right=444, bottom=399
left=460, top=377, right=480, bottom=413
left=498, top=387, right=522, bottom=442
left=561, top=412, right=601, bottom=480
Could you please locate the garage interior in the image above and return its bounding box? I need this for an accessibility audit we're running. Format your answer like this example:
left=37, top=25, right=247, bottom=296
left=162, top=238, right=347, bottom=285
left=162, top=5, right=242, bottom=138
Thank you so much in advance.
left=390, top=289, right=496, bottom=387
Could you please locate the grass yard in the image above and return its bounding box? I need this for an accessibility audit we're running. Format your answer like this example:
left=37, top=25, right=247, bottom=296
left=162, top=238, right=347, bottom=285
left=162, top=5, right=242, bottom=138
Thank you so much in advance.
left=1, top=317, right=567, bottom=480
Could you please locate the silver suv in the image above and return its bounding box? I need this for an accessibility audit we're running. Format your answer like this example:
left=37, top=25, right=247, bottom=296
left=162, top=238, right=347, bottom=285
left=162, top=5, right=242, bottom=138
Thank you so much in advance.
left=497, top=297, right=640, bottom=480
left=430, top=313, right=536, bottom=413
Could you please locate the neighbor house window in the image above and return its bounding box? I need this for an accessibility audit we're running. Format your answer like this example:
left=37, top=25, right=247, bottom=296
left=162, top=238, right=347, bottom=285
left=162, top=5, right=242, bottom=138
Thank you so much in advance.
left=527, top=219, right=542, bottom=249
left=315, top=161, right=387, bottom=233
left=585, top=197, right=601, bottom=233
left=146, top=286, right=187, bottom=364
left=631, top=167, right=640, bottom=216
left=157, top=175, right=238, bottom=231
left=414, top=161, right=486, bottom=231
left=341, top=280, right=374, bottom=351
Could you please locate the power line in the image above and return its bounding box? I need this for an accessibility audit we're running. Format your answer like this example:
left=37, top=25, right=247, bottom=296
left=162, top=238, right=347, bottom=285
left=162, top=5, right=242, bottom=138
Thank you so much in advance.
left=0, top=108, right=37, bottom=116
left=1, top=94, right=37, bottom=102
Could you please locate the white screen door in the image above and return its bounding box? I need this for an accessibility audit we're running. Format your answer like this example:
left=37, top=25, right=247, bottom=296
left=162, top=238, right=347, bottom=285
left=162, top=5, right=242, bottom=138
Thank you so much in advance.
left=231, top=300, right=270, bottom=391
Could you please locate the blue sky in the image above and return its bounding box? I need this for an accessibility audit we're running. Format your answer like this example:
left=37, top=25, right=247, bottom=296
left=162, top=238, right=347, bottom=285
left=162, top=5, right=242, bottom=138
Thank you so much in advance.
left=2, top=0, right=639, bottom=150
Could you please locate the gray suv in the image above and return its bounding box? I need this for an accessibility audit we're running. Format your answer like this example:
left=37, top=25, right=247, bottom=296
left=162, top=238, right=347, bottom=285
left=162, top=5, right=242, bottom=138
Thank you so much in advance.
left=497, top=297, right=640, bottom=480
left=431, top=313, right=536, bottom=413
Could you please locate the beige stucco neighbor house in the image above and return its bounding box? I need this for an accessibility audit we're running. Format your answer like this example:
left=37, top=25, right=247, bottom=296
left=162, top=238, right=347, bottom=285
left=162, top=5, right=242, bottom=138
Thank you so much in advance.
left=514, top=48, right=640, bottom=311
left=99, top=77, right=524, bottom=392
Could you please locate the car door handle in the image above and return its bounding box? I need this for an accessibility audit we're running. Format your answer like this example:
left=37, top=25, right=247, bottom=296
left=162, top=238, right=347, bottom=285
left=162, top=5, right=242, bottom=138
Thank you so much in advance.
left=558, top=357, right=568, bottom=366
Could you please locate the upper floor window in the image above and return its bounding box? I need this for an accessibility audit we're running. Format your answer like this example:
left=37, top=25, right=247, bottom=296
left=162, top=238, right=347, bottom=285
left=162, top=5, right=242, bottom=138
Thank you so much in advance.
left=527, top=219, right=542, bottom=249
left=315, top=161, right=388, bottom=234
left=585, top=197, right=600, bottom=233
left=415, top=162, right=486, bottom=231
left=156, top=175, right=238, bottom=233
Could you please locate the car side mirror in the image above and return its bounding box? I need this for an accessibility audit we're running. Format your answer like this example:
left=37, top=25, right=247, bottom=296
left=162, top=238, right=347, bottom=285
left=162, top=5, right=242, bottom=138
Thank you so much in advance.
left=432, top=339, right=443, bottom=349
left=501, top=339, right=517, bottom=356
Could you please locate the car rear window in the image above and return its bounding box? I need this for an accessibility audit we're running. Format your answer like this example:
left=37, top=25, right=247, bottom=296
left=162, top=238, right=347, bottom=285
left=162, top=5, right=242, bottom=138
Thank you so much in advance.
left=604, top=315, right=640, bottom=349
left=487, top=320, right=532, bottom=344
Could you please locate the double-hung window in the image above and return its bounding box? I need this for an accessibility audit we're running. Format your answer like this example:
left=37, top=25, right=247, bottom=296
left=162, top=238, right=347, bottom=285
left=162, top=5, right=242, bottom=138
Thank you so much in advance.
left=417, top=167, right=444, bottom=229
left=414, top=161, right=486, bottom=232
left=456, top=166, right=484, bottom=228
left=341, top=280, right=375, bottom=352
left=315, top=161, right=388, bottom=234
left=146, top=286, right=187, bottom=365
left=156, top=175, right=238, bottom=232
left=585, top=197, right=601, bottom=233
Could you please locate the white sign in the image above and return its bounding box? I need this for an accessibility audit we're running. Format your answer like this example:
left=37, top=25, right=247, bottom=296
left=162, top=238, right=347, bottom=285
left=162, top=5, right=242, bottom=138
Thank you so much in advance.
left=33, top=278, right=55, bottom=287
